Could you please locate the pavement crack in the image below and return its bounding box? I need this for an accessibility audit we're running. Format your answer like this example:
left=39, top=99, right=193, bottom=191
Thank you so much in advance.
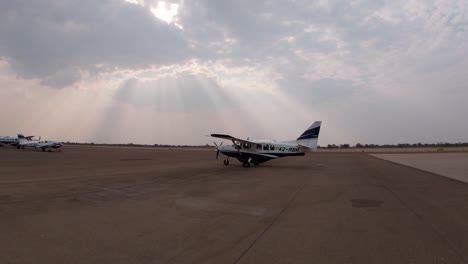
left=232, top=185, right=304, bottom=264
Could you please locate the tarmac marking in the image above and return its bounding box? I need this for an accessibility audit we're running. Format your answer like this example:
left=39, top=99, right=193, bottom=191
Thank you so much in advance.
left=120, top=158, right=152, bottom=161
left=176, top=198, right=267, bottom=217
left=350, top=199, right=383, bottom=208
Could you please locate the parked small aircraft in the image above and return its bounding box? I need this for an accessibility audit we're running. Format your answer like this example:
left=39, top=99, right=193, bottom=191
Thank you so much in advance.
left=211, top=121, right=321, bottom=167
left=0, top=135, right=34, bottom=147
left=17, top=134, right=63, bottom=152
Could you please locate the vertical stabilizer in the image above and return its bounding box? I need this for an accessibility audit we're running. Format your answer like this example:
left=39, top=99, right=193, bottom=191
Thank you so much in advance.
left=296, top=121, right=321, bottom=150
left=17, top=134, right=27, bottom=144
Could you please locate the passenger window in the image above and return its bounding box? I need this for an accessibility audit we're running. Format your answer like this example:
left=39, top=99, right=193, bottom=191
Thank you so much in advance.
left=270, top=145, right=275, bottom=151
left=263, top=145, right=269, bottom=150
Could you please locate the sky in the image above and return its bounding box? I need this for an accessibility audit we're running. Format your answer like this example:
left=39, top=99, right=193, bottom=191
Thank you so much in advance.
left=0, top=0, right=467, bottom=145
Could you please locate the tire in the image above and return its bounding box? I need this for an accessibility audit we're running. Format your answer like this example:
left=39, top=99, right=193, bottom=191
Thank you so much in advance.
left=42, top=147, right=46, bottom=152
left=224, top=159, right=229, bottom=166
left=242, top=162, right=250, bottom=168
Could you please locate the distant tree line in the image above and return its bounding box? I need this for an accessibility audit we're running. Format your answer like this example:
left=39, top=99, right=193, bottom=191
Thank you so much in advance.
left=320, top=142, right=468, bottom=149
left=64, top=142, right=213, bottom=148
left=64, top=141, right=468, bottom=149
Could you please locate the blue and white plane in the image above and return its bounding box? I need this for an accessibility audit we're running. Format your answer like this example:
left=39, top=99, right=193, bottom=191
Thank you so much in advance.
left=211, top=121, right=321, bottom=168
left=0, top=135, right=34, bottom=147
left=17, top=134, right=64, bottom=152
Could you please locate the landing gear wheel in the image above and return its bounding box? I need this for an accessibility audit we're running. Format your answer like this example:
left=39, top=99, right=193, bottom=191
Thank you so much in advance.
left=223, top=159, right=230, bottom=166
left=243, top=162, right=251, bottom=168
left=42, top=147, right=46, bottom=152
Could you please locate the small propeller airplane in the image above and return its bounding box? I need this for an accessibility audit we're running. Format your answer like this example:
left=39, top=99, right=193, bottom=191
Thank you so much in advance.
left=211, top=121, right=321, bottom=168
left=17, top=134, right=64, bottom=152
left=0, top=135, right=34, bottom=147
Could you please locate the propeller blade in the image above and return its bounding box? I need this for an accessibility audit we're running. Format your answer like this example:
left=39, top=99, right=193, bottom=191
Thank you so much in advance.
left=220, top=141, right=223, bottom=146
left=213, top=141, right=218, bottom=147
left=216, top=150, right=219, bottom=159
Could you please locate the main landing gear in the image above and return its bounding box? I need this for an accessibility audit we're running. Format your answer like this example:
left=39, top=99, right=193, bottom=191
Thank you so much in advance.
left=222, top=158, right=257, bottom=168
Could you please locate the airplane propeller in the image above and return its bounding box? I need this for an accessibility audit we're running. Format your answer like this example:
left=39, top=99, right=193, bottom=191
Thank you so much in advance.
left=213, top=141, right=223, bottom=159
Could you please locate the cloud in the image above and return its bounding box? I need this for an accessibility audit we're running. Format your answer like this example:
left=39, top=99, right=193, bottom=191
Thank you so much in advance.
left=0, top=0, right=189, bottom=88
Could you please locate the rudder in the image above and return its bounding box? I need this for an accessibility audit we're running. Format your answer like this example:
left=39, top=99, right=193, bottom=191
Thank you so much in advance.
left=296, top=121, right=321, bottom=150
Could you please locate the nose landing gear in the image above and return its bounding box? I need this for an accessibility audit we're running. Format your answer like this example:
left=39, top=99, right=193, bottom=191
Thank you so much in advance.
left=223, top=159, right=230, bottom=166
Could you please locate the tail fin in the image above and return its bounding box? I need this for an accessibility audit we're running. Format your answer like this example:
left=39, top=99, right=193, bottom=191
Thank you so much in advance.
left=17, top=134, right=27, bottom=144
left=296, top=121, right=321, bottom=150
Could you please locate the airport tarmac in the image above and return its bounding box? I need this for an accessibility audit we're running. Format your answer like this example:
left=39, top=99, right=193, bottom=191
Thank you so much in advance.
left=372, top=153, right=468, bottom=183
left=1, top=146, right=468, bottom=264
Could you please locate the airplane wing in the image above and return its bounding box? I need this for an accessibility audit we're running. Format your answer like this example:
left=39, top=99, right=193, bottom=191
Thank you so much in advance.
left=211, top=134, right=256, bottom=144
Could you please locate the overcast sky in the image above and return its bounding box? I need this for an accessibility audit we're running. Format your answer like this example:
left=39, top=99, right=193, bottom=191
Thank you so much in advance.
left=1, top=0, right=467, bottom=145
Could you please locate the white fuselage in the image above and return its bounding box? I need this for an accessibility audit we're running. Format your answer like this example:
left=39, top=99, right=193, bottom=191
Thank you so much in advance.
left=0, top=136, right=19, bottom=146
left=218, top=140, right=306, bottom=164
left=18, top=139, right=63, bottom=151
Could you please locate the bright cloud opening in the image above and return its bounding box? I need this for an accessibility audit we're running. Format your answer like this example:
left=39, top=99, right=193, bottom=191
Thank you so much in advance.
left=151, top=2, right=183, bottom=29
left=124, top=0, right=144, bottom=6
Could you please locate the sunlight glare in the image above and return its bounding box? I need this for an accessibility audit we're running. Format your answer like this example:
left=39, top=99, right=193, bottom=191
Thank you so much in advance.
left=151, top=2, right=182, bottom=29
left=125, top=0, right=144, bottom=6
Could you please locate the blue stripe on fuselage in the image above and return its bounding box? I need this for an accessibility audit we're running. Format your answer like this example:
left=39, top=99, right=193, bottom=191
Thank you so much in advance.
left=220, top=151, right=305, bottom=164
